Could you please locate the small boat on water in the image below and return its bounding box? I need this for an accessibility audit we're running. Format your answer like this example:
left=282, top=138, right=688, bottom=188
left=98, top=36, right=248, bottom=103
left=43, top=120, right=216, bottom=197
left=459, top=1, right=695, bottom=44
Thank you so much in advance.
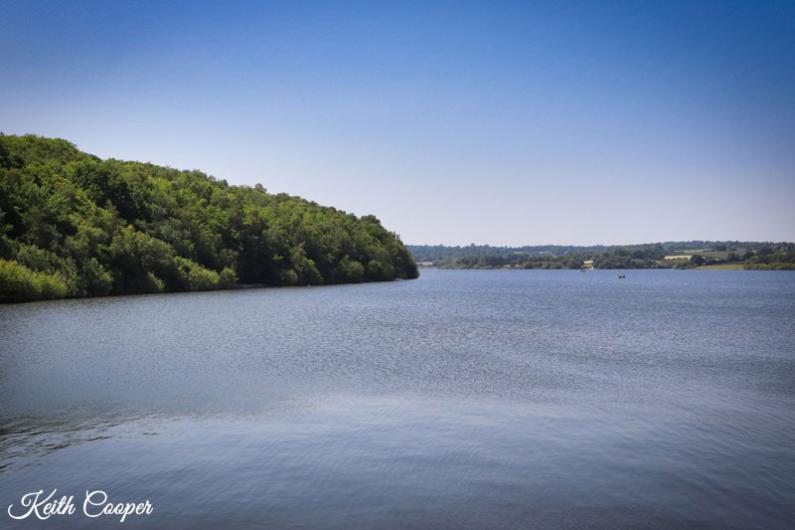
left=618, top=274, right=626, bottom=279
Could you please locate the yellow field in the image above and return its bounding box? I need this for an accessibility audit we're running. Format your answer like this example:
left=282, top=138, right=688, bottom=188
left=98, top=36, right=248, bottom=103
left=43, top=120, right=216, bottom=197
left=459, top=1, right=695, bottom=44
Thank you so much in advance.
left=697, top=263, right=746, bottom=270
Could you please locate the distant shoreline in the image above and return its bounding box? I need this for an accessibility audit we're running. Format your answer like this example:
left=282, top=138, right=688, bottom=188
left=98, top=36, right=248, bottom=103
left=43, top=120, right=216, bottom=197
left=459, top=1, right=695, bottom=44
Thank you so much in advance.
left=419, top=264, right=795, bottom=272
left=408, top=242, right=795, bottom=271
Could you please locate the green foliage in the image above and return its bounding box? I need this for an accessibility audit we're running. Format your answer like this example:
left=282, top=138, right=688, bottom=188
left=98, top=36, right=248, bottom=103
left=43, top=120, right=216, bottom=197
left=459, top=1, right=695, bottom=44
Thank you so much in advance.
left=219, top=267, right=237, bottom=288
left=77, top=257, right=113, bottom=296
left=0, top=134, right=418, bottom=302
left=174, top=256, right=222, bottom=291
left=339, top=257, right=365, bottom=283
left=0, top=259, right=69, bottom=302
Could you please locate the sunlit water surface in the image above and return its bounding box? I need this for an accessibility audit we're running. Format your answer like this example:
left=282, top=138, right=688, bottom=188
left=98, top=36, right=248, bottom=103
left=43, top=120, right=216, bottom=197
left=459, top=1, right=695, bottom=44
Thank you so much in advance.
left=1, top=270, right=794, bottom=528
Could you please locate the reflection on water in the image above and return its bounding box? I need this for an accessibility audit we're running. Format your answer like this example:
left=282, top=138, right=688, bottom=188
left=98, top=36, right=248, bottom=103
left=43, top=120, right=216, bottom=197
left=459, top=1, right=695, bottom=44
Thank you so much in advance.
left=0, top=416, right=145, bottom=473
left=1, top=270, right=794, bottom=528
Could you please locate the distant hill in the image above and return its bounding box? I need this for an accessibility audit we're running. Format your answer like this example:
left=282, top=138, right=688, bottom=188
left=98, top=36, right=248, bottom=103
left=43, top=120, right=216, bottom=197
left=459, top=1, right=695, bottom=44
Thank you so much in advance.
left=0, top=134, right=417, bottom=302
left=407, top=242, right=795, bottom=270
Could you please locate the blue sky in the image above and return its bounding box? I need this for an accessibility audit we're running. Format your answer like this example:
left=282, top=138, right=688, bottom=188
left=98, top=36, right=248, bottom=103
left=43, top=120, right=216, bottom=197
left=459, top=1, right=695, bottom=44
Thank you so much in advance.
left=1, top=0, right=793, bottom=245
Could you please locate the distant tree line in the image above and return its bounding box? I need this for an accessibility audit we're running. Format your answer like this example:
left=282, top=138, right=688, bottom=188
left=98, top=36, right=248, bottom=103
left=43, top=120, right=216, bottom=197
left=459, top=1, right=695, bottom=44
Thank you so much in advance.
left=408, top=242, right=795, bottom=270
left=0, top=134, right=418, bottom=303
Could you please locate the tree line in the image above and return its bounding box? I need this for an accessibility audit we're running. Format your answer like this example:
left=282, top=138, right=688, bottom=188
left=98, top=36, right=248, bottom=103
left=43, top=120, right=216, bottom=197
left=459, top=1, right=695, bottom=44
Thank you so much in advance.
left=0, top=134, right=418, bottom=303
left=407, top=242, right=795, bottom=270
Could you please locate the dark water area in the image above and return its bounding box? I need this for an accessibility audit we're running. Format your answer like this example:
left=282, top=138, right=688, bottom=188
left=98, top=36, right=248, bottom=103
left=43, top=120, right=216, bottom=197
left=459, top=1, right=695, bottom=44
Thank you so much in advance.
left=1, top=270, right=794, bottom=528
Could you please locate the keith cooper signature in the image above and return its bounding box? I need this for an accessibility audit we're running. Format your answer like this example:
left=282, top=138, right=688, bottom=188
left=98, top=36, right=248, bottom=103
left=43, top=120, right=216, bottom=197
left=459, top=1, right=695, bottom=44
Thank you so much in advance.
left=7, top=489, right=153, bottom=523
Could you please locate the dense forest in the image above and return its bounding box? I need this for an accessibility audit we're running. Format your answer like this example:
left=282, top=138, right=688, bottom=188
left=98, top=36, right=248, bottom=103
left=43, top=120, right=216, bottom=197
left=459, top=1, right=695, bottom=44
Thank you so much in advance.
left=0, top=134, right=418, bottom=303
left=408, top=242, right=795, bottom=270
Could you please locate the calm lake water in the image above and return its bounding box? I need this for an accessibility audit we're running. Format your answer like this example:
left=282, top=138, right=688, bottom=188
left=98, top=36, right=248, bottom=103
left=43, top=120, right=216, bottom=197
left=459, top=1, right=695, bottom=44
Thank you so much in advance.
left=1, top=269, right=794, bottom=528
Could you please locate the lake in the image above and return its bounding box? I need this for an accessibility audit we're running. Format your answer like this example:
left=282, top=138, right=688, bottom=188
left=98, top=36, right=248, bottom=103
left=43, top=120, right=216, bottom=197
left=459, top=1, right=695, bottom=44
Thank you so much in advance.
left=1, top=269, right=794, bottom=528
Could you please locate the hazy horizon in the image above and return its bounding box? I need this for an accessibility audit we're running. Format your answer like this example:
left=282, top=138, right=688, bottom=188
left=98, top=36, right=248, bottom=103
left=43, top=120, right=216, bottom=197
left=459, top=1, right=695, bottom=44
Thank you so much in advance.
left=2, top=1, right=793, bottom=246
left=406, top=239, right=795, bottom=248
